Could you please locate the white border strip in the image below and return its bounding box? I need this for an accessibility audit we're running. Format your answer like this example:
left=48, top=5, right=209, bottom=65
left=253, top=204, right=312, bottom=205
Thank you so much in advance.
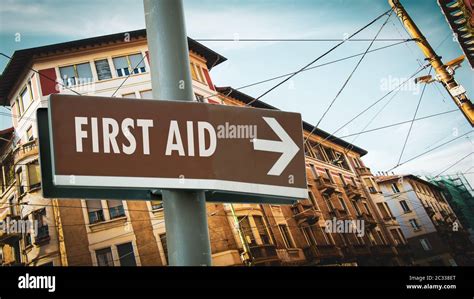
left=54, top=175, right=307, bottom=199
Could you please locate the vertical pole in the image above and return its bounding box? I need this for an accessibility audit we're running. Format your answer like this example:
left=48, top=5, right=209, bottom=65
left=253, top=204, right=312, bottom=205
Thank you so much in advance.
left=229, top=204, right=252, bottom=265
left=143, top=0, right=211, bottom=266
left=388, top=0, right=474, bottom=127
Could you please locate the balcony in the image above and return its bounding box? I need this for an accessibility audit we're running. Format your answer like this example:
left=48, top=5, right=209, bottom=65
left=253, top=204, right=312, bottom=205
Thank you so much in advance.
left=370, top=244, right=394, bottom=256
left=317, top=244, right=343, bottom=259
left=13, top=139, right=38, bottom=164
left=395, top=244, right=412, bottom=256
left=357, top=213, right=377, bottom=229
left=293, top=202, right=321, bottom=225
left=315, top=175, right=339, bottom=195
left=342, top=244, right=371, bottom=257
left=344, top=184, right=363, bottom=200
left=355, top=166, right=372, bottom=177
left=248, top=244, right=279, bottom=265
left=303, top=245, right=319, bottom=262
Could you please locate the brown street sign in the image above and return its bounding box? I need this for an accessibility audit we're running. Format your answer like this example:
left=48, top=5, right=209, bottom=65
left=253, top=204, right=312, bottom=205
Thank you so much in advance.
left=46, top=94, right=307, bottom=200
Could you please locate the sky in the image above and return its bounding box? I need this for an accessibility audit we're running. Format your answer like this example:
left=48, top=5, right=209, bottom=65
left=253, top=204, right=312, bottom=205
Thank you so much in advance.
left=0, top=0, right=473, bottom=185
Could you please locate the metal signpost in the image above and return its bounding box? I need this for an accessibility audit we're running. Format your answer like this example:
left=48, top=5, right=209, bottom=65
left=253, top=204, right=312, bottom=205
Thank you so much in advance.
left=37, top=0, right=307, bottom=266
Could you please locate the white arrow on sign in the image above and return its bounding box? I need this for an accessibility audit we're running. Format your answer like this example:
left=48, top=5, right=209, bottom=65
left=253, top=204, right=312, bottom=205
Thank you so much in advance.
left=253, top=117, right=300, bottom=176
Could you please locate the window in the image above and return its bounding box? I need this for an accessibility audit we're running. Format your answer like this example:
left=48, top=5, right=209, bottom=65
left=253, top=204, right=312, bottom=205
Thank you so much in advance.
left=420, top=238, right=432, bottom=251
left=390, top=229, right=403, bottom=245
left=195, top=93, right=204, bottom=103
left=94, top=59, right=112, bottom=80
left=113, top=53, right=146, bottom=77
left=323, top=146, right=336, bottom=163
left=19, top=86, right=33, bottom=114
left=253, top=216, right=271, bottom=244
left=189, top=62, right=205, bottom=83
left=325, top=169, right=334, bottom=183
left=87, top=200, right=104, bottom=224
left=16, top=168, right=25, bottom=195
left=363, top=202, right=371, bottom=215
left=353, top=157, right=361, bottom=168
left=26, top=126, right=34, bottom=142
left=96, top=247, right=114, bottom=266
left=339, top=174, right=346, bottom=186
left=399, top=200, right=411, bottom=213
left=107, top=200, right=125, bottom=219
left=308, top=190, right=319, bottom=209
left=338, top=196, right=349, bottom=213
left=351, top=177, right=357, bottom=187
left=8, top=196, right=16, bottom=216
left=190, top=62, right=198, bottom=81
left=139, top=90, right=153, bottom=99
left=409, top=219, right=421, bottom=231
left=321, top=227, right=333, bottom=245
left=278, top=224, right=294, bottom=248
left=301, top=226, right=317, bottom=246
left=117, top=242, right=137, bottom=266
left=33, top=208, right=49, bottom=241
left=364, top=178, right=377, bottom=193
left=351, top=200, right=361, bottom=216
left=354, top=233, right=365, bottom=245
left=368, top=231, right=378, bottom=245
left=309, top=164, right=318, bottom=178
left=391, top=183, right=400, bottom=193
left=59, top=62, right=93, bottom=86
left=122, top=92, right=136, bottom=99
left=27, top=161, right=41, bottom=190
left=238, top=216, right=255, bottom=245
left=323, top=193, right=335, bottom=211
left=376, top=230, right=386, bottom=245
left=159, top=233, right=168, bottom=264
left=377, top=202, right=391, bottom=219
left=151, top=195, right=163, bottom=211
left=23, top=216, right=32, bottom=247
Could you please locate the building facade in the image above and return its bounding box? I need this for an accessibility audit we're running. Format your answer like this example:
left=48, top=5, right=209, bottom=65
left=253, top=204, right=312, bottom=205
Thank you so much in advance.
left=1, top=29, right=413, bottom=266
left=376, top=175, right=473, bottom=266
left=428, top=174, right=474, bottom=243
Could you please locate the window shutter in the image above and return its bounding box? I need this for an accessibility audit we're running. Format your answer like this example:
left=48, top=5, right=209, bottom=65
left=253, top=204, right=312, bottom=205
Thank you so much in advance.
left=38, top=68, right=59, bottom=96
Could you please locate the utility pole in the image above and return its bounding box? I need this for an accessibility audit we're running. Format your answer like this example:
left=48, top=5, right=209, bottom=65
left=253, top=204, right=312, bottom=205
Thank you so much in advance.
left=229, top=204, right=252, bottom=265
left=143, top=0, right=212, bottom=266
left=389, top=0, right=474, bottom=127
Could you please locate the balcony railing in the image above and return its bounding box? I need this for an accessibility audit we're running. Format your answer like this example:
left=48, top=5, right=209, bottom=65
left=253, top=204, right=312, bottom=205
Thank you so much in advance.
left=370, top=244, right=394, bottom=256
left=293, top=202, right=321, bottom=225
left=13, top=139, right=38, bottom=164
left=315, top=175, right=339, bottom=195
left=341, top=244, right=371, bottom=257
left=357, top=213, right=377, bottom=229
left=317, top=244, right=343, bottom=259
left=344, top=184, right=363, bottom=200
left=249, top=244, right=279, bottom=264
